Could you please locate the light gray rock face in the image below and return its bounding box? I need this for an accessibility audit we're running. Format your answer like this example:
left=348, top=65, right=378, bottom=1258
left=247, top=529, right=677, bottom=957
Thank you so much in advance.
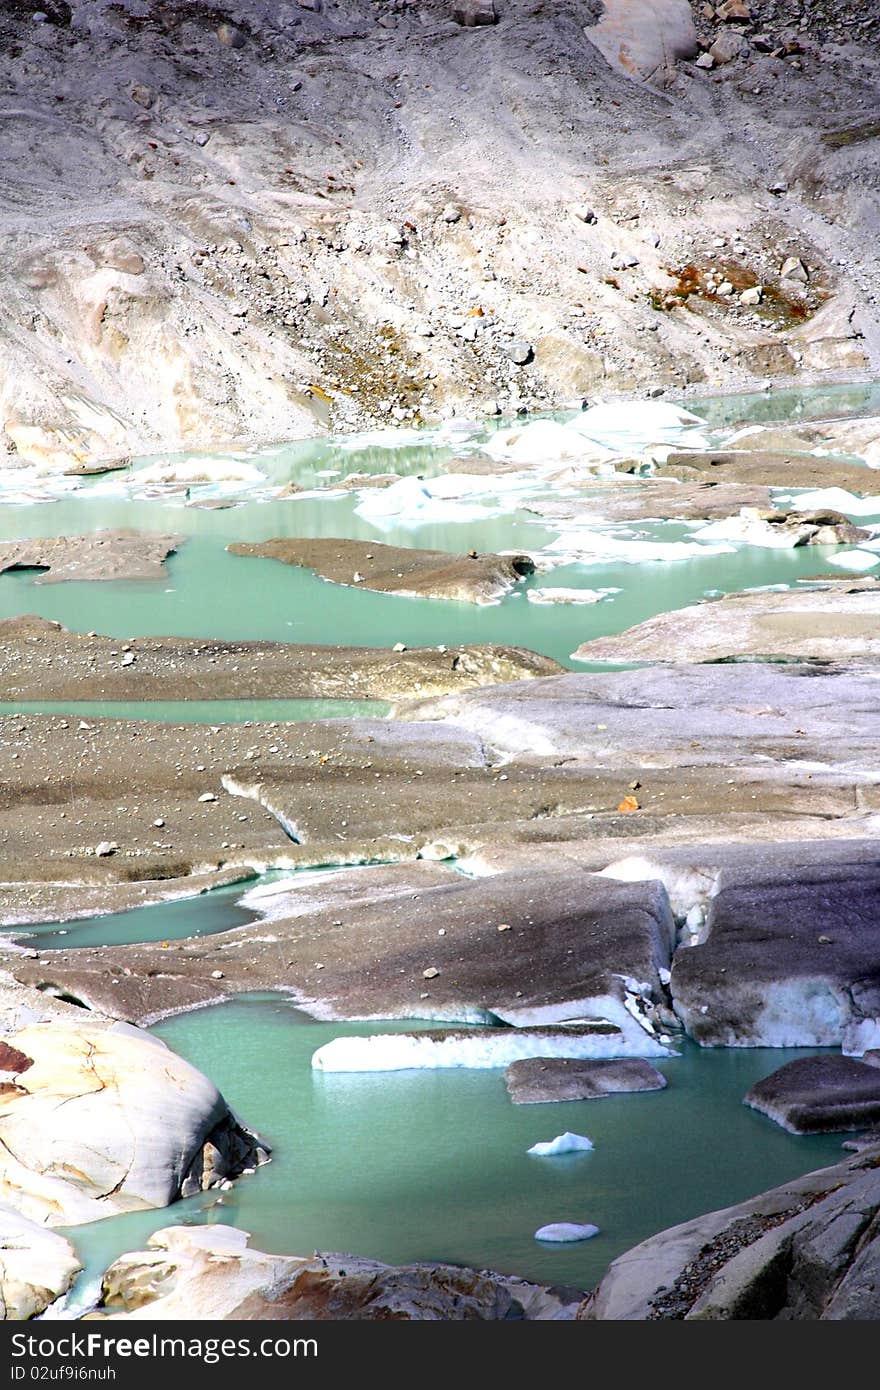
left=398, top=663, right=880, bottom=769
left=584, top=0, right=699, bottom=89
left=580, top=1147, right=880, bottom=1320
left=0, top=531, right=182, bottom=584
left=671, top=863, right=880, bottom=1052
left=0, top=1021, right=269, bottom=1226
left=573, top=582, right=880, bottom=665
left=0, top=1203, right=82, bottom=1320
left=227, top=536, right=535, bottom=605
left=94, top=1225, right=582, bottom=1321
left=744, top=1055, right=880, bottom=1135
left=505, top=1056, right=668, bottom=1104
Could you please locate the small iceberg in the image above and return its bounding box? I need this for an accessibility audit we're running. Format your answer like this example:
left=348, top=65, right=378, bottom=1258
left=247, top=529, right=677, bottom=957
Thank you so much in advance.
left=826, top=549, right=880, bottom=572
left=566, top=400, right=709, bottom=452
left=535, top=1222, right=599, bottom=1243
left=527, top=1132, right=594, bottom=1157
left=527, top=587, right=618, bottom=605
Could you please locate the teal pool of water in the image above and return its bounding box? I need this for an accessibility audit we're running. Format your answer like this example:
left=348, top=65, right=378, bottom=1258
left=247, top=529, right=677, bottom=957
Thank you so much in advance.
left=0, top=699, right=391, bottom=724
left=6, top=880, right=258, bottom=951
left=60, top=994, right=844, bottom=1309
left=0, top=522, right=858, bottom=669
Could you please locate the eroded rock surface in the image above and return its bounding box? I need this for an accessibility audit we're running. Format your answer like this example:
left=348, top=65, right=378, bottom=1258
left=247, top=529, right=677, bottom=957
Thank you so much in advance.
left=745, top=1055, right=880, bottom=1135
left=93, top=1225, right=582, bottom=1321
left=505, top=1056, right=668, bottom=1104
left=581, top=1147, right=880, bottom=1320
left=573, top=580, right=880, bottom=665
left=0, top=1019, right=268, bottom=1226
left=0, top=1203, right=82, bottom=1321
left=671, top=863, right=880, bottom=1052
left=228, top=537, right=535, bottom=604
left=0, top=532, right=183, bottom=584
left=0, top=616, right=560, bottom=701
left=3, top=865, right=676, bottom=1038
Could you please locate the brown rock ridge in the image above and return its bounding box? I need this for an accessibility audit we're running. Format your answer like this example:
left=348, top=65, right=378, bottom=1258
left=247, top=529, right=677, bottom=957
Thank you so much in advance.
left=0, top=531, right=183, bottom=584
left=227, top=536, right=535, bottom=604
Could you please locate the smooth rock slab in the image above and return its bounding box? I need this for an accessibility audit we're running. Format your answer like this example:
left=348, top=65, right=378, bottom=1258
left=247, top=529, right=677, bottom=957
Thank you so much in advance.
left=744, top=1055, right=880, bottom=1134
left=93, top=1226, right=582, bottom=1321
left=0, top=1202, right=82, bottom=1320
left=227, top=537, right=535, bottom=606
left=573, top=581, right=880, bottom=665
left=584, top=0, right=699, bottom=89
left=6, top=867, right=676, bottom=1038
left=0, top=531, right=182, bottom=584
left=0, top=615, right=560, bottom=701
left=0, top=1021, right=268, bottom=1226
left=581, top=1147, right=880, bottom=1319
left=505, top=1057, right=668, bottom=1104
left=656, top=450, right=876, bottom=492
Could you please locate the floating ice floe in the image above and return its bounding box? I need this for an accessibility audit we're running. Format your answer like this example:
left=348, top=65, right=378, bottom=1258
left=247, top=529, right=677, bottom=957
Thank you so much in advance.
left=311, top=1025, right=673, bottom=1073
left=527, top=1133, right=594, bottom=1158
left=826, top=549, right=880, bottom=572
left=566, top=400, right=710, bottom=452
left=692, top=513, right=812, bottom=549
left=135, top=457, right=266, bottom=488
left=484, top=420, right=617, bottom=469
left=543, top=528, right=735, bottom=566
left=354, top=472, right=535, bottom=528
left=527, top=587, right=619, bottom=605
left=535, top=1223, right=599, bottom=1243
left=771, top=487, right=880, bottom=518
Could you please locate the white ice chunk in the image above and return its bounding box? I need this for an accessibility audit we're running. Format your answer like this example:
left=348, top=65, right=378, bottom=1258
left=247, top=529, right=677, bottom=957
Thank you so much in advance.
left=311, top=1023, right=673, bottom=1073
left=772, top=487, right=880, bottom=518
left=527, top=586, right=619, bottom=605
left=136, top=458, right=265, bottom=487
left=566, top=400, right=708, bottom=451
left=692, top=512, right=812, bottom=549
left=545, top=528, right=735, bottom=565
left=826, top=549, right=880, bottom=571
left=484, top=420, right=617, bottom=468
left=534, top=1222, right=599, bottom=1243
left=527, top=1132, right=594, bottom=1157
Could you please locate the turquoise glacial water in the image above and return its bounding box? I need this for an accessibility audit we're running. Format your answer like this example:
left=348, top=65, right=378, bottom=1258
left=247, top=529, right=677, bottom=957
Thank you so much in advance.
left=59, top=993, right=844, bottom=1306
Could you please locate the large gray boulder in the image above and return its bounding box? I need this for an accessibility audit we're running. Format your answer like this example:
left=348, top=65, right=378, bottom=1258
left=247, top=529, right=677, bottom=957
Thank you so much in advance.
left=584, top=0, right=699, bottom=89
left=580, top=1147, right=880, bottom=1319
